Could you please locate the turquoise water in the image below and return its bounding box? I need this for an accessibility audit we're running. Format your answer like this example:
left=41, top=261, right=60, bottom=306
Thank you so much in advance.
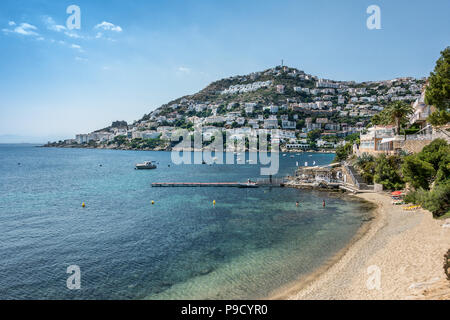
left=0, top=144, right=371, bottom=299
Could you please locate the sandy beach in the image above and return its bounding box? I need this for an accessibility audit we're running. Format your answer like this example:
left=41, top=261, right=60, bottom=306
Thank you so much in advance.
left=282, top=192, right=450, bottom=300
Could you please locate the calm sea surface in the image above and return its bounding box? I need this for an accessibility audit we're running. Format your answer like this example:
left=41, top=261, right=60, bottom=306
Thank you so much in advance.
left=0, top=144, right=371, bottom=299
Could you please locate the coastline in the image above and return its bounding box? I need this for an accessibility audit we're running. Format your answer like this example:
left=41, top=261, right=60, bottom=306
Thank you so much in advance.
left=270, top=192, right=450, bottom=300
left=40, top=145, right=336, bottom=154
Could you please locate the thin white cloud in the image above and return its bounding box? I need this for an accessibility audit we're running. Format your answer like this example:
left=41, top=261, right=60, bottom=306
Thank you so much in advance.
left=17, top=23, right=38, bottom=35
left=178, top=66, right=191, bottom=74
left=64, top=31, right=81, bottom=38
left=94, top=21, right=122, bottom=32
left=75, top=56, right=88, bottom=62
left=43, top=16, right=88, bottom=41
left=8, top=21, right=16, bottom=26
left=53, top=25, right=66, bottom=32
left=70, top=44, right=85, bottom=53
left=44, top=16, right=66, bottom=32
left=3, top=22, right=39, bottom=36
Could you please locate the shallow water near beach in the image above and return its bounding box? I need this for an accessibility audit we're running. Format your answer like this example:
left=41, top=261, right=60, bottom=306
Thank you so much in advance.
left=0, top=145, right=371, bottom=299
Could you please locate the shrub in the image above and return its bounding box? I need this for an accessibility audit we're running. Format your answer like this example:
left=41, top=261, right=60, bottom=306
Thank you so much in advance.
left=423, top=182, right=450, bottom=217
left=334, top=143, right=353, bottom=163
left=373, top=155, right=405, bottom=190
left=355, top=153, right=376, bottom=184
left=417, top=139, right=449, bottom=171
left=402, top=155, right=436, bottom=190
left=405, top=182, right=450, bottom=218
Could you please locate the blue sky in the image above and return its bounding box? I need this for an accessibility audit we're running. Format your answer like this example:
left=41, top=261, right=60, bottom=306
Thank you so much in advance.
left=0, top=0, right=449, bottom=143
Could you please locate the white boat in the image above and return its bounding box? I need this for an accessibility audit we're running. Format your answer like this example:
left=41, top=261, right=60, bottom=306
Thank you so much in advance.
left=135, top=161, right=157, bottom=170
left=238, top=182, right=258, bottom=188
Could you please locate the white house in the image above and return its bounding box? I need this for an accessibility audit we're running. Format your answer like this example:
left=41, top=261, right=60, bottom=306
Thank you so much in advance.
left=281, top=120, right=296, bottom=129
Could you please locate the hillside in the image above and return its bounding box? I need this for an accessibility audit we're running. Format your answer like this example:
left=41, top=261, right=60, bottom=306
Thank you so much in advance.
left=50, top=65, right=425, bottom=151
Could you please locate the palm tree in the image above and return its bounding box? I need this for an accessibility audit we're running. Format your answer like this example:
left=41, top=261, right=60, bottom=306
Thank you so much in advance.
left=381, top=101, right=413, bottom=134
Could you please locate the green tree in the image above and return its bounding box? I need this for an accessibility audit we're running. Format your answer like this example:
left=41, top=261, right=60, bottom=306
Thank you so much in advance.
left=334, top=143, right=352, bottom=163
left=402, top=155, right=436, bottom=190
left=425, top=47, right=450, bottom=126
left=355, top=153, right=376, bottom=184
left=296, top=119, right=305, bottom=130
left=373, top=155, right=404, bottom=190
left=113, top=135, right=128, bottom=146
left=345, top=132, right=360, bottom=144
left=435, top=154, right=450, bottom=186
left=372, top=101, right=413, bottom=134
left=422, top=181, right=450, bottom=217
left=307, top=129, right=322, bottom=141
left=416, top=138, right=449, bottom=171
left=406, top=182, right=450, bottom=218
left=427, top=109, right=450, bottom=126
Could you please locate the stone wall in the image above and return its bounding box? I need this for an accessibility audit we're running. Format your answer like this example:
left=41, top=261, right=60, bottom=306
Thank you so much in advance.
left=374, top=183, right=383, bottom=192
left=399, top=139, right=434, bottom=154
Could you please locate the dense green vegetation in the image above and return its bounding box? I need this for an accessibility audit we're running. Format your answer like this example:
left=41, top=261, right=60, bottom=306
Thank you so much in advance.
left=403, top=139, right=450, bottom=217
left=110, top=135, right=165, bottom=149
left=353, top=139, right=450, bottom=218
left=334, top=143, right=353, bottom=163
left=354, top=153, right=405, bottom=190
left=425, top=47, right=450, bottom=126
left=373, top=155, right=405, bottom=190
left=112, top=135, right=128, bottom=146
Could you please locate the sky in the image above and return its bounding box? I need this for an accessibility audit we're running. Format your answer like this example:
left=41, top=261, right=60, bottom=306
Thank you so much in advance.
left=0, top=0, right=449, bottom=143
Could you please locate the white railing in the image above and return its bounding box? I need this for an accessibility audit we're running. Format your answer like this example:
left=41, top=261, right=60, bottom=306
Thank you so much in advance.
left=405, top=134, right=434, bottom=141
left=343, top=163, right=360, bottom=189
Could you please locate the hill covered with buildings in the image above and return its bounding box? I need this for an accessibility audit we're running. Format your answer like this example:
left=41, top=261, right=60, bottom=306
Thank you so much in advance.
left=48, top=65, right=425, bottom=151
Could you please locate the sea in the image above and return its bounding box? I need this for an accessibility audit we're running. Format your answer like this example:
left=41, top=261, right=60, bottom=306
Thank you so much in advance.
left=0, top=144, right=372, bottom=299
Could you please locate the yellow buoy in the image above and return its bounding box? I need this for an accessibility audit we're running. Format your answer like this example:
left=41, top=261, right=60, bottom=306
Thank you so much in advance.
left=213, top=200, right=216, bottom=206
left=82, top=202, right=85, bottom=208
left=151, top=200, right=155, bottom=205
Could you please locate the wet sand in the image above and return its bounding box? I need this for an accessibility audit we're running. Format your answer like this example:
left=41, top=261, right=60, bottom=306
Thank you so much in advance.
left=275, top=192, right=450, bottom=300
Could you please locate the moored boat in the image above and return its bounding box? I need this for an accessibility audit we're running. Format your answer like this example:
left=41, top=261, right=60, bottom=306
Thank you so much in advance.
left=135, top=161, right=157, bottom=170
left=238, top=182, right=258, bottom=188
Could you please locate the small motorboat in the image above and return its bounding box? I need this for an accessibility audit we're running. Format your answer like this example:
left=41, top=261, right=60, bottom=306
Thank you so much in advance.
left=135, top=161, right=157, bottom=170
left=238, top=182, right=258, bottom=188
